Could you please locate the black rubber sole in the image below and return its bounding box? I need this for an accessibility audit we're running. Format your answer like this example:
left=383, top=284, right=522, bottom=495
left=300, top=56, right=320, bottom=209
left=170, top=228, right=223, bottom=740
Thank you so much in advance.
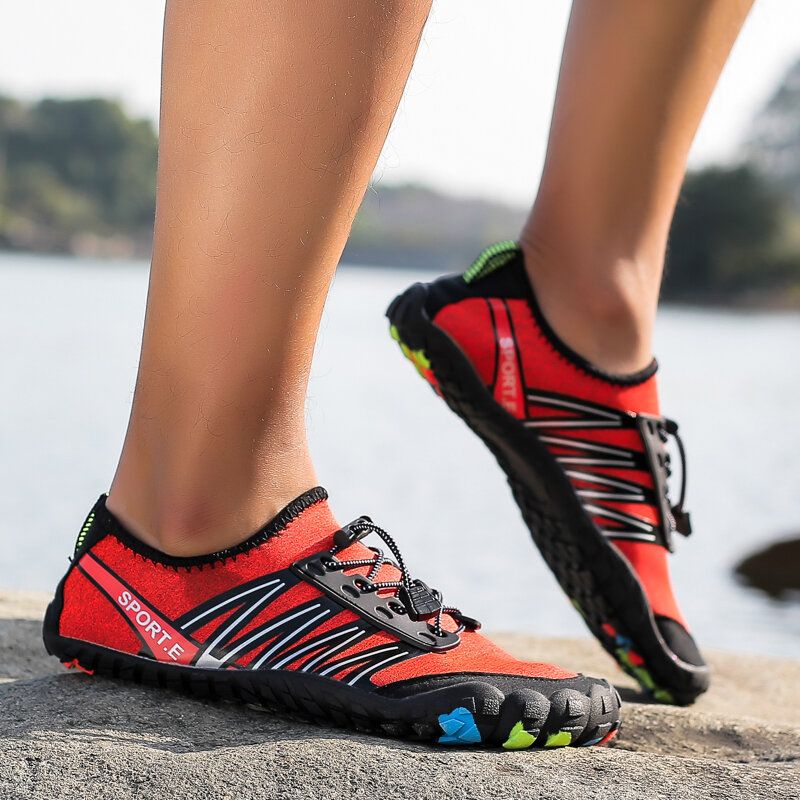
left=386, top=283, right=710, bottom=706
left=42, top=623, right=621, bottom=750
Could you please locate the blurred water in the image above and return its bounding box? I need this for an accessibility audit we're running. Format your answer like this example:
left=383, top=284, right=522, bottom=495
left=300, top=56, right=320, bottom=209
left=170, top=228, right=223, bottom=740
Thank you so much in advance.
left=1, top=252, right=799, bottom=658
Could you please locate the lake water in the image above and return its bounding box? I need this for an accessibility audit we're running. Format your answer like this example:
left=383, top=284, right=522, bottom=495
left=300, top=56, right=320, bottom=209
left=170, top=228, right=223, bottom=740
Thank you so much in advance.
left=1, top=253, right=799, bottom=659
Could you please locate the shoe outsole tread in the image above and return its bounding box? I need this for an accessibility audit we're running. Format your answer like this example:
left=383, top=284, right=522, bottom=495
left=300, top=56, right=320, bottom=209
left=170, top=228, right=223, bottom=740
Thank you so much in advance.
left=44, top=629, right=621, bottom=750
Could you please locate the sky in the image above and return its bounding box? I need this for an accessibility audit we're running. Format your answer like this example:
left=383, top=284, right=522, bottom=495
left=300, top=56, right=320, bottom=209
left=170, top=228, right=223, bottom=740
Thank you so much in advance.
left=2, top=1, right=800, bottom=206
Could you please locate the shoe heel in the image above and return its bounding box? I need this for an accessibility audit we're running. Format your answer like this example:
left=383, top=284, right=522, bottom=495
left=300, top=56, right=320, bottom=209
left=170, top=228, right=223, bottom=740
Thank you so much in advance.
left=42, top=600, right=61, bottom=657
left=386, top=284, right=442, bottom=393
left=386, top=282, right=431, bottom=350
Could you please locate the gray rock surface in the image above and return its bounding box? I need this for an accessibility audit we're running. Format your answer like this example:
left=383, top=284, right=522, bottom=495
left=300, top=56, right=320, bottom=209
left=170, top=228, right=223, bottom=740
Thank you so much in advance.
left=1, top=590, right=798, bottom=800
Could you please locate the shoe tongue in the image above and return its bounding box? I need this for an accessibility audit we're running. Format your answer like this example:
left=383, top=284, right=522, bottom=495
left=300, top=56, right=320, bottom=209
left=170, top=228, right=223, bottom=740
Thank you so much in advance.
left=463, top=240, right=521, bottom=284
left=267, top=490, right=387, bottom=568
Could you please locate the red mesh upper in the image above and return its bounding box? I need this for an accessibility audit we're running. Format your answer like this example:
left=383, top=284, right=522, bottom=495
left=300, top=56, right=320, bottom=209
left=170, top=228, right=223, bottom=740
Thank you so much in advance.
left=372, top=630, right=575, bottom=685
left=58, top=496, right=577, bottom=684
left=60, top=567, right=140, bottom=654
left=434, top=296, right=687, bottom=628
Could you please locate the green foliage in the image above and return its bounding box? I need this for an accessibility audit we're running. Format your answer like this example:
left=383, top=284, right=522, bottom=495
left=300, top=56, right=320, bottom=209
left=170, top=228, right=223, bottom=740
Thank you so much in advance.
left=666, top=165, right=800, bottom=298
left=2, top=90, right=800, bottom=304
left=0, top=95, right=156, bottom=250
left=9, top=163, right=98, bottom=231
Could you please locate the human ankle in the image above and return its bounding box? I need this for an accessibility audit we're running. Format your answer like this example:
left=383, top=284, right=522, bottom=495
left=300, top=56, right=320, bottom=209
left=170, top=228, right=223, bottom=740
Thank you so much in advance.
left=519, top=232, right=659, bottom=375
left=106, top=481, right=316, bottom=557
left=107, top=448, right=317, bottom=557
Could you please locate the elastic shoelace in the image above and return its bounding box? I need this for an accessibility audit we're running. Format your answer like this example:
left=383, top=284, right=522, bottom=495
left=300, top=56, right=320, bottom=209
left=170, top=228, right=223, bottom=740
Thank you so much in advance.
left=323, top=518, right=471, bottom=638
left=658, top=417, right=691, bottom=535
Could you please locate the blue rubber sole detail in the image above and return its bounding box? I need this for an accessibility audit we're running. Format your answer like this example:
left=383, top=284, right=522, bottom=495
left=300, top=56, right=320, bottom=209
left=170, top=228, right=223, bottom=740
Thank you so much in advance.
left=438, top=706, right=482, bottom=745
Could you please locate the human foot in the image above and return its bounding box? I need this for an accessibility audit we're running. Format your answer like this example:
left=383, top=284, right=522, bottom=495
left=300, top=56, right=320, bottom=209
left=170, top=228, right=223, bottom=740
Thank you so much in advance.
left=43, top=487, right=621, bottom=748
left=387, top=242, right=709, bottom=705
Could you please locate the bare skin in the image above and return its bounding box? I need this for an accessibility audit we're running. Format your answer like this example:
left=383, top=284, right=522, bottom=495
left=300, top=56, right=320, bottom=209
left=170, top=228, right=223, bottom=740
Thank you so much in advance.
left=108, top=0, right=750, bottom=555
left=107, top=0, right=433, bottom=555
left=522, top=0, right=753, bottom=374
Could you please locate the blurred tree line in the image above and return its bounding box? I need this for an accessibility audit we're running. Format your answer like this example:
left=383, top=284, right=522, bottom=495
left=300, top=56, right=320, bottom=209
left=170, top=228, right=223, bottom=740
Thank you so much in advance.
left=665, top=166, right=800, bottom=303
left=2, top=92, right=800, bottom=305
left=0, top=95, right=157, bottom=254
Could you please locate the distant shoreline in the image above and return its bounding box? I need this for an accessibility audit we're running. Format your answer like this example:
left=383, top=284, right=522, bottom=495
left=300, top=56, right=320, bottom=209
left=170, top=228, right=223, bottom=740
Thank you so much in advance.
left=3, top=245, right=799, bottom=312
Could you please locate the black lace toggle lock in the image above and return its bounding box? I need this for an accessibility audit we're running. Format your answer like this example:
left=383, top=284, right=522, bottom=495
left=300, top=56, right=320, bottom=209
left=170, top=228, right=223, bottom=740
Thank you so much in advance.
left=671, top=507, right=692, bottom=537
left=399, top=579, right=442, bottom=620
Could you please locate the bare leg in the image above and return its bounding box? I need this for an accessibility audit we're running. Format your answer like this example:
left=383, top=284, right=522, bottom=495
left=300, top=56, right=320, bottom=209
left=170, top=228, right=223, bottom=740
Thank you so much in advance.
left=108, top=0, right=432, bottom=555
left=522, top=0, right=753, bottom=373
